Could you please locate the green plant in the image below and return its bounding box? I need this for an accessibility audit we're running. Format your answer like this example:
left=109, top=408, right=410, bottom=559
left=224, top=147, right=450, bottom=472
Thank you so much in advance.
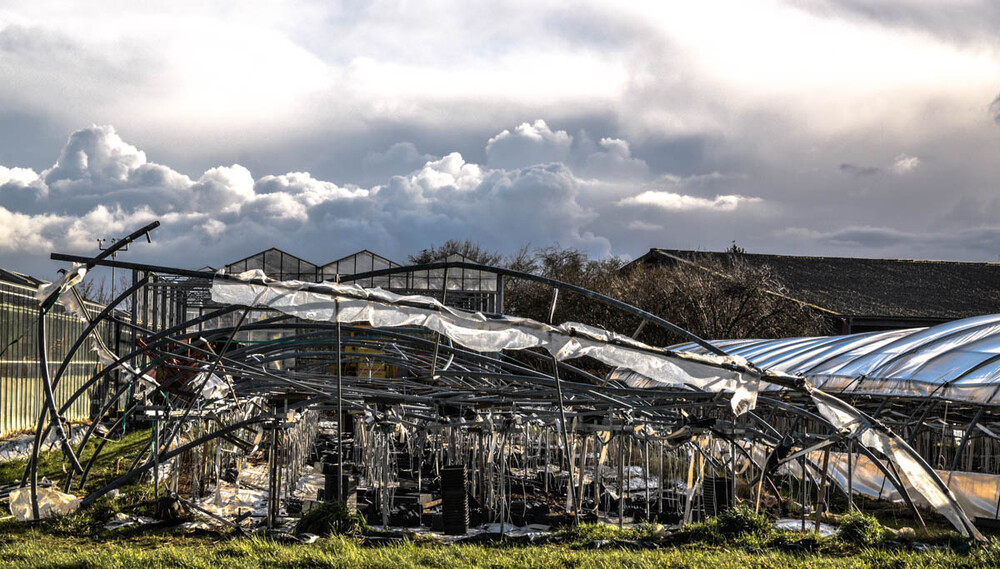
left=294, top=501, right=368, bottom=536
left=714, top=505, right=773, bottom=538
left=671, top=506, right=774, bottom=546
left=837, top=511, right=885, bottom=546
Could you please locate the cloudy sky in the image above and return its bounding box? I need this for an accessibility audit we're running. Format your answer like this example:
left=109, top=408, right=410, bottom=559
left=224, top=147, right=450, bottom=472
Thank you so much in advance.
left=1, top=1, right=999, bottom=278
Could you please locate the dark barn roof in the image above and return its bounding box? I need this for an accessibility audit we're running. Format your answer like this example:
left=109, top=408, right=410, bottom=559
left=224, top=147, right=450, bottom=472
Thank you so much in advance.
left=0, top=267, right=45, bottom=288
left=635, top=249, right=1000, bottom=323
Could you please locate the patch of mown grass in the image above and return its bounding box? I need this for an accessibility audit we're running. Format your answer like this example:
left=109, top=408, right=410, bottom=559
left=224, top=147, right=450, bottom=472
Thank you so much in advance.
left=554, top=520, right=663, bottom=544
left=3, top=533, right=1000, bottom=569
left=0, top=427, right=152, bottom=493
left=1, top=428, right=171, bottom=540
left=1, top=498, right=997, bottom=568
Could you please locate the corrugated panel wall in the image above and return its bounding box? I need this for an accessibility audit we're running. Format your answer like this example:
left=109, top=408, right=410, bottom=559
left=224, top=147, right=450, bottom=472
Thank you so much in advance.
left=0, top=281, right=114, bottom=438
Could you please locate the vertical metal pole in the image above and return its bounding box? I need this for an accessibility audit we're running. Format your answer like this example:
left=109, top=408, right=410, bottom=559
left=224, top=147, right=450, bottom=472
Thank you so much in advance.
left=476, top=431, right=486, bottom=507
left=500, top=430, right=507, bottom=536
left=644, top=438, right=651, bottom=521
left=618, top=436, right=624, bottom=529
left=576, top=434, right=587, bottom=518
left=441, top=267, right=449, bottom=305
left=551, top=356, right=578, bottom=524
left=800, top=455, right=807, bottom=531
left=658, top=443, right=664, bottom=514
left=268, top=424, right=277, bottom=529
left=543, top=427, right=549, bottom=495
left=382, top=435, right=390, bottom=527
left=815, top=448, right=831, bottom=533
left=495, top=274, right=504, bottom=314
left=730, top=438, right=737, bottom=511
left=153, top=416, right=159, bottom=501
left=336, top=301, right=344, bottom=501
left=592, top=434, right=598, bottom=511
left=847, top=440, right=854, bottom=511
left=627, top=437, right=633, bottom=506
left=524, top=425, right=530, bottom=498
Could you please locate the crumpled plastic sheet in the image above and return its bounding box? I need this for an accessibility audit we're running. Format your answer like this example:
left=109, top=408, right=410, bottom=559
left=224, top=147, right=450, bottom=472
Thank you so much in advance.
left=194, top=371, right=230, bottom=400
left=808, top=387, right=984, bottom=540
left=774, top=518, right=837, bottom=536
left=104, top=512, right=158, bottom=530
left=8, top=487, right=80, bottom=521
left=211, top=271, right=759, bottom=414
left=35, top=264, right=89, bottom=320
left=196, top=462, right=270, bottom=520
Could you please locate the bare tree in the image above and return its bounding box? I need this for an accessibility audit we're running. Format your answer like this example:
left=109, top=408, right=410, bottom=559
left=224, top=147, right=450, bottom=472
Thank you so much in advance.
left=501, top=246, right=828, bottom=345
left=603, top=257, right=830, bottom=344
left=75, top=273, right=134, bottom=308
left=408, top=239, right=503, bottom=266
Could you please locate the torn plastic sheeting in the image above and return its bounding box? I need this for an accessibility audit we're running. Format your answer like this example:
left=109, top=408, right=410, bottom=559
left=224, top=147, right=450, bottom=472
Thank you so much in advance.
left=35, top=264, right=88, bottom=319
left=8, top=487, right=80, bottom=521
left=212, top=275, right=550, bottom=352
left=791, top=449, right=1000, bottom=523
left=211, top=272, right=759, bottom=414
left=775, top=518, right=837, bottom=536
left=608, top=367, right=758, bottom=416
left=809, top=387, right=984, bottom=540
left=104, top=512, right=158, bottom=530
left=195, top=371, right=230, bottom=400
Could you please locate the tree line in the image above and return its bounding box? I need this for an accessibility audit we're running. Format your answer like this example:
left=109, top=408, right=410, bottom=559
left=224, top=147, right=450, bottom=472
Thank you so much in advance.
left=411, top=239, right=830, bottom=346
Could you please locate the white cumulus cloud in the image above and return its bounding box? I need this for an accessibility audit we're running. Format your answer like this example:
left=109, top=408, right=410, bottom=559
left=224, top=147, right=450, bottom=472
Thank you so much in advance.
left=890, top=153, right=921, bottom=175
left=618, top=191, right=761, bottom=211
left=486, top=120, right=573, bottom=170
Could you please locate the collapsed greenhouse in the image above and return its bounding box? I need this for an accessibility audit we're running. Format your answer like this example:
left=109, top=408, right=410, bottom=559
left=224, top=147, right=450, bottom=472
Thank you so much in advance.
left=9, top=221, right=1000, bottom=542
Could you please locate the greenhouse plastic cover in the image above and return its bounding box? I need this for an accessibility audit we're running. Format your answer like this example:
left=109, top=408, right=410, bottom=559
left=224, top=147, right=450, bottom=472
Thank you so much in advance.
left=211, top=271, right=759, bottom=414
left=795, top=449, right=1000, bottom=523
left=673, top=314, right=1000, bottom=404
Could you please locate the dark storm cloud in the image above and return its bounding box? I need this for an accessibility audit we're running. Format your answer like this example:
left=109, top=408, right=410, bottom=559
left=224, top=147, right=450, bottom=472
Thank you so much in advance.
left=839, top=163, right=881, bottom=177
left=0, top=113, right=66, bottom=171
left=823, top=226, right=910, bottom=248
left=777, top=226, right=1000, bottom=260
left=791, top=0, right=1000, bottom=47
left=362, top=142, right=436, bottom=185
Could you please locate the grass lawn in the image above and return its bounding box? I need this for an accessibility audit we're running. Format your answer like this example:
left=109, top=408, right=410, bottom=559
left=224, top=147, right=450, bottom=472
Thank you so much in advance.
left=2, top=527, right=1000, bottom=569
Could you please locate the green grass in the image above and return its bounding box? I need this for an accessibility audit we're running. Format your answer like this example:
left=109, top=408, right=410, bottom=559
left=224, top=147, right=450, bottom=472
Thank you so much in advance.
left=0, top=427, right=152, bottom=493
left=1, top=427, right=170, bottom=538
left=1, top=529, right=1000, bottom=569
left=0, top=499, right=995, bottom=568
left=554, top=520, right=665, bottom=544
